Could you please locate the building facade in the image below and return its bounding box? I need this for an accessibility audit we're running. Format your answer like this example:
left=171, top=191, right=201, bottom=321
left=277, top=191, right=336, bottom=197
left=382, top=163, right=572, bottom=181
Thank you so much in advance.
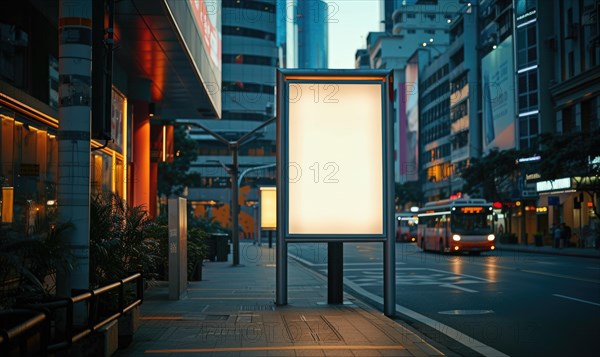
left=187, top=0, right=277, bottom=238
left=419, top=48, right=452, bottom=202
left=443, top=2, right=481, bottom=198
left=535, top=0, right=600, bottom=247
left=279, top=0, right=329, bottom=68
left=0, top=0, right=220, bottom=235
left=364, top=1, right=461, bottom=184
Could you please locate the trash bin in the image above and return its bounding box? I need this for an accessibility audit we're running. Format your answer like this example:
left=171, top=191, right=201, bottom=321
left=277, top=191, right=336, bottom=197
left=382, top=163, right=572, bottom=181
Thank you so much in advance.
left=205, top=233, right=229, bottom=262
left=213, top=233, right=230, bottom=262
left=534, top=234, right=543, bottom=247
left=206, top=236, right=217, bottom=262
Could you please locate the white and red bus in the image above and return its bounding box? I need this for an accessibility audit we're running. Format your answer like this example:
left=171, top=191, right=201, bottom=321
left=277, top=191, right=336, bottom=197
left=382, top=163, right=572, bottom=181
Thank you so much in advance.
left=417, top=198, right=496, bottom=254
left=395, top=212, right=418, bottom=242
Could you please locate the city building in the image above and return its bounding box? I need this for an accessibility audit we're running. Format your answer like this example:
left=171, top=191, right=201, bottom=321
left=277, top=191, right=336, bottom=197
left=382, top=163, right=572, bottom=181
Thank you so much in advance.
left=445, top=2, right=480, bottom=198
left=355, top=49, right=371, bottom=69
left=279, top=0, right=329, bottom=68
left=534, top=0, right=600, bottom=247
left=0, top=0, right=222, bottom=294
left=186, top=0, right=277, bottom=238
left=418, top=47, right=452, bottom=202
left=0, top=0, right=220, bottom=235
left=366, top=0, right=461, bottom=183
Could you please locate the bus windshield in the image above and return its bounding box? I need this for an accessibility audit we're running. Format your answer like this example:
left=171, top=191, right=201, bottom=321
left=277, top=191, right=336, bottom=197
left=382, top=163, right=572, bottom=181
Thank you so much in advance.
left=451, top=210, right=493, bottom=235
left=399, top=218, right=418, bottom=232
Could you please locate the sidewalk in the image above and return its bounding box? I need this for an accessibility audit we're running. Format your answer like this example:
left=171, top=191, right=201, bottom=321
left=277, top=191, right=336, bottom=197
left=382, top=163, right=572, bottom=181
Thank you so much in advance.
left=496, top=243, right=600, bottom=259
left=116, top=243, right=444, bottom=356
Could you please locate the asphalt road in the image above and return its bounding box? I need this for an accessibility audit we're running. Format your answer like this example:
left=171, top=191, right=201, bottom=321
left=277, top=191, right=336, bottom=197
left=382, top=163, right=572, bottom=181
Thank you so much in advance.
left=288, top=242, right=600, bottom=357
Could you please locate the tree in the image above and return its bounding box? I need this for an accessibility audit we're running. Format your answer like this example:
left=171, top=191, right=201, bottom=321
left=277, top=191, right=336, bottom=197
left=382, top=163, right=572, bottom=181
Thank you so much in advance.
left=535, top=128, right=600, bottom=245
left=460, top=148, right=522, bottom=202
left=460, top=148, right=523, bottom=236
left=395, top=181, right=423, bottom=211
left=157, top=126, right=202, bottom=197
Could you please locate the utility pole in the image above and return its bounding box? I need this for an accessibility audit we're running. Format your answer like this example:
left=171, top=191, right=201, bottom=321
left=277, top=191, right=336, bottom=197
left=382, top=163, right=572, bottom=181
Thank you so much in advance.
left=178, top=118, right=275, bottom=265
left=57, top=0, right=92, bottom=298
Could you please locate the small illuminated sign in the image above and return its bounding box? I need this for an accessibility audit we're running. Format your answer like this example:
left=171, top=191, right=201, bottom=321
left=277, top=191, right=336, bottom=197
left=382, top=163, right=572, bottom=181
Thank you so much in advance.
left=536, top=178, right=571, bottom=192
left=459, top=207, right=484, bottom=214
left=518, top=155, right=541, bottom=163
left=259, top=187, right=277, bottom=231
left=525, top=173, right=541, bottom=181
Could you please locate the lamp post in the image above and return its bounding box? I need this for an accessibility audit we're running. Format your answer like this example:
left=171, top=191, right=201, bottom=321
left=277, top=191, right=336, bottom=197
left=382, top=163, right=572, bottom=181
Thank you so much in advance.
left=422, top=38, right=443, bottom=56
left=180, top=118, right=276, bottom=266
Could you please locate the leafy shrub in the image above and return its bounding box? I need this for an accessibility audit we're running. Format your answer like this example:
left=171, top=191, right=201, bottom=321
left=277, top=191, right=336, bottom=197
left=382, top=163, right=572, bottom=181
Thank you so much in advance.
left=89, top=193, right=159, bottom=288
left=187, top=227, right=208, bottom=280
left=0, top=224, right=73, bottom=309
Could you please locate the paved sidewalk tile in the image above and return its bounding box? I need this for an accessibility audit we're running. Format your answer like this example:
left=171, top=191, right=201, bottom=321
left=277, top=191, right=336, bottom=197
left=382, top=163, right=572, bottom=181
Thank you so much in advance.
left=116, top=243, right=443, bottom=356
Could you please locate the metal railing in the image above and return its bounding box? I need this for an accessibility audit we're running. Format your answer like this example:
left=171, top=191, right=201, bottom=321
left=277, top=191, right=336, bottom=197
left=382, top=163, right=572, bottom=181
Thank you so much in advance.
left=1, top=272, right=143, bottom=355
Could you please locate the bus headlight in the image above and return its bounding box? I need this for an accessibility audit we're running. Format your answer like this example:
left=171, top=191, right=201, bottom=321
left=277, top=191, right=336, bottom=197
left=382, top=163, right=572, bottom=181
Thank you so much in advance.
left=452, top=234, right=461, bottom=241
left=487, top=234, right=495, bottom=241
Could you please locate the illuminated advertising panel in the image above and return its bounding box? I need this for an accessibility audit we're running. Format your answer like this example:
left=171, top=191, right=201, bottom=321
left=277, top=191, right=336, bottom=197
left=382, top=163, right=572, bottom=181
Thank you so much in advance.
left=260, top=187, right=277, bottom=230
left=165, top=0, right=222, bottom=114
left=482, top=35, right=516, bottom=153
left=277, top=69, right=392, bottom=240
left=403, top=58, right=419, bottom=182
left=189, top=0, right=221, bottom=70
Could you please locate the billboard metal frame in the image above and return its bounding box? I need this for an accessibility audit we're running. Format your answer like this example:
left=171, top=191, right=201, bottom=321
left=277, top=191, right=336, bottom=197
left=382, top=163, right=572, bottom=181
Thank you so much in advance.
left=275, top=69, right=396, bottom=316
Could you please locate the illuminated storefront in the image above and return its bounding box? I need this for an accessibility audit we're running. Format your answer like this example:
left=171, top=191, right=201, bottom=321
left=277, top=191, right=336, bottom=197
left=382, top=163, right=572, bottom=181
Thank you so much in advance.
left=0, top=88, right=127, bottom=235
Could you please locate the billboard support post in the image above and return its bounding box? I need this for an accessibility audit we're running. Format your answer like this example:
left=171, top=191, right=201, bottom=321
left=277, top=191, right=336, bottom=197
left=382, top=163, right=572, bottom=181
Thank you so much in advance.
left=327, top=242, right=344, bottom=304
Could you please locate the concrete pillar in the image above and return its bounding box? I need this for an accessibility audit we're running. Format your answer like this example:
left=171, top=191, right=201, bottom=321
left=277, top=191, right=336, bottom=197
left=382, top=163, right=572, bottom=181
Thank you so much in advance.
left=129, top=79, right=152, bottom=211
left=57, top=0, right=92, bottom=297
left=131, top=100, right=150, bottom=210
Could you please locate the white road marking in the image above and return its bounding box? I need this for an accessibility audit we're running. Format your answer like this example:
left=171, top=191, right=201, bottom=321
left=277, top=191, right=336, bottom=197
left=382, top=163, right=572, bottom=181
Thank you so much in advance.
left=521, top=269, right=600, bottom=283
left=290, top=253, right=507, bottom=355
left=439, top=284, right=478, bottom=293
left=552, top=294, right=600, bottom=307
left=312, top=264, right=488, bottom=292
left=343, top=277, right=510, bottom=357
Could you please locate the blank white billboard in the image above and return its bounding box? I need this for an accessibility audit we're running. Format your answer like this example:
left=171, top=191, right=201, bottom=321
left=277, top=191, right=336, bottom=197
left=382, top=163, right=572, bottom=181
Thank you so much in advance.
left=287, top=82, right=383, bottom=235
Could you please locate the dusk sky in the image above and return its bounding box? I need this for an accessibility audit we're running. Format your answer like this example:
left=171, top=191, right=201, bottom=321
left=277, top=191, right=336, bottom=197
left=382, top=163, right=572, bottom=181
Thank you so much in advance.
left=325, top=0, right=381, bottom=68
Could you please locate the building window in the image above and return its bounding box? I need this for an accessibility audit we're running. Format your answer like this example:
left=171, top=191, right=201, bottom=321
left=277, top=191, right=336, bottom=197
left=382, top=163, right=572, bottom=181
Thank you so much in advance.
left=222, top=0, right=276, bottom=13
left=517, top=69, right=539, bottom=112
left=568, top=51, right=575, bottom=77
left=517, top=25, right=537, bottom=68
left=517, top=112, right=538, bottom=149
left=0, top=111, right=58, bottom=235
left=223, top=54, right=276, bottom=66
left=222, top=26, right=275, bottom=41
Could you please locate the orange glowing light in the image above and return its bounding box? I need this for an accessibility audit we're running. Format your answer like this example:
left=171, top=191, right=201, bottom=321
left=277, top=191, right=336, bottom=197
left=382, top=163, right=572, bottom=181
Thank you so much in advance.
left=460, top=207, right=483, bottom=214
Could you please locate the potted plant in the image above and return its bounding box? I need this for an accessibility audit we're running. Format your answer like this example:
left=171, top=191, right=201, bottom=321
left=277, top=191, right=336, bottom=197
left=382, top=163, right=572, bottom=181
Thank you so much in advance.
left=187, top=227, right=208, bottom=281
left=89, top=193, right=160, bottom=288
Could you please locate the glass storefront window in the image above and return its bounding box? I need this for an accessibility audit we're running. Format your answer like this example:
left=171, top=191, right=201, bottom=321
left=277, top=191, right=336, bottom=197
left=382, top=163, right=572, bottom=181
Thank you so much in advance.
left=1, top=87, right=127, bottom=236
left=0, top=109, right=56, bottom=235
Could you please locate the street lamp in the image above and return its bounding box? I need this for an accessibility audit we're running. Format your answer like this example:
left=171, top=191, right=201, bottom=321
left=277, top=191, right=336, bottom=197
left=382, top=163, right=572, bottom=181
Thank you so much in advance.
left=422, top=38, right=443, bottom=56
left=178, top=117, right=276, bottom=266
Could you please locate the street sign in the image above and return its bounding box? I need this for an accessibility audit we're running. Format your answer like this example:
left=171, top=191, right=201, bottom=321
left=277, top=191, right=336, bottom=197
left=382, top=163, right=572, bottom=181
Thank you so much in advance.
left=548, top=196, right=560, bottom=206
